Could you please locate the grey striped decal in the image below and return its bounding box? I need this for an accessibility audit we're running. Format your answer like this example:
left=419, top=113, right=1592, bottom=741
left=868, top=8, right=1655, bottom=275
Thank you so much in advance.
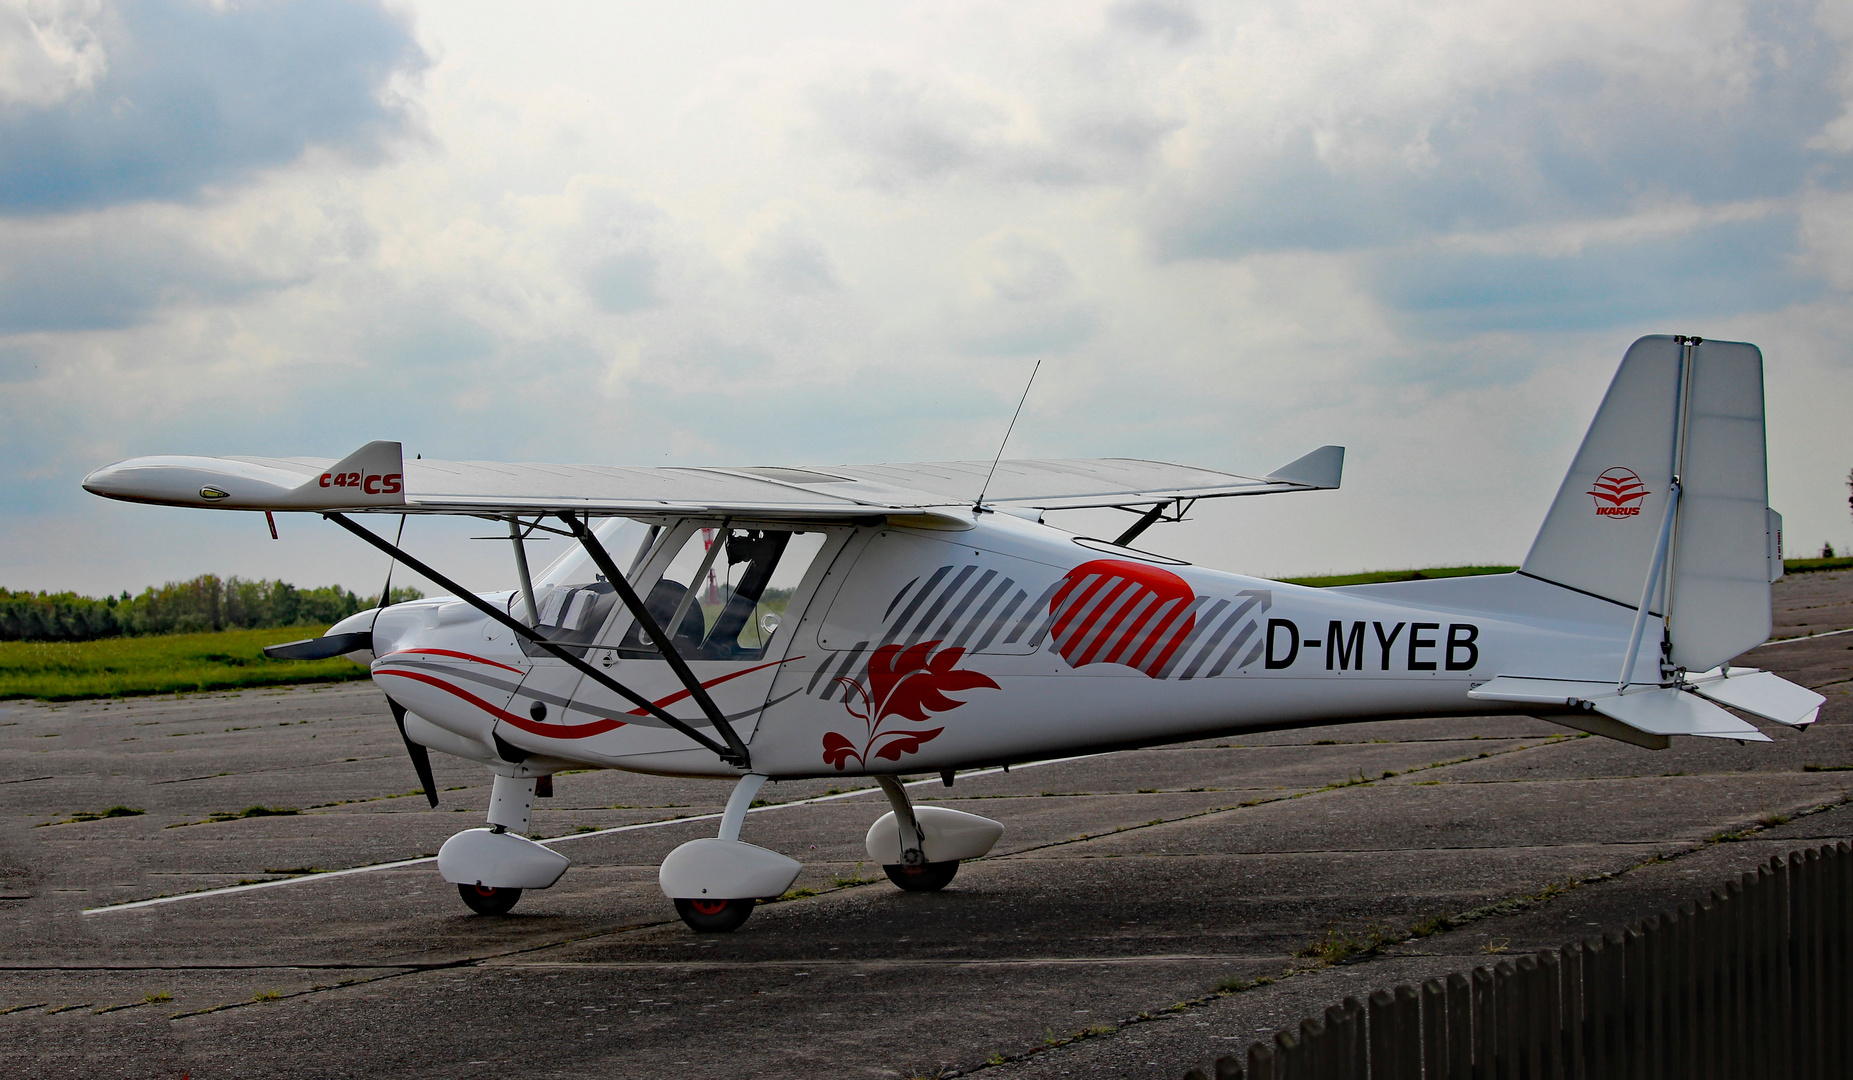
left=810, top=641, right=869, bottom=702
left=1169, top=589, right=1273, bottom=680
left=872, top=563, right=1058, bottom=657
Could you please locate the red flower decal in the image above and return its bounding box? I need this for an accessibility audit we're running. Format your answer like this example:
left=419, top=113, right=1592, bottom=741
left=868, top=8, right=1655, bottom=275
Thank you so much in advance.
left=821, top=641, right=998, bottom=770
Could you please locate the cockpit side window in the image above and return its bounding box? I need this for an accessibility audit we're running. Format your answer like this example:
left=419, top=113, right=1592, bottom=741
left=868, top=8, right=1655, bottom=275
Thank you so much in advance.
left=613, top=526, right=826, bottom=661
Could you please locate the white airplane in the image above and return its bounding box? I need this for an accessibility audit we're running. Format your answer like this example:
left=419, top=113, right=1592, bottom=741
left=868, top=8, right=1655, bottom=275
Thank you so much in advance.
left=83, top=335, right=1821, bottom=932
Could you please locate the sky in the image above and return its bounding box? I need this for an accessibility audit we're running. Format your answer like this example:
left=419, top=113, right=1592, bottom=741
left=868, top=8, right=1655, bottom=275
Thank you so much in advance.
left=2, top=0, right=1850, bottom=598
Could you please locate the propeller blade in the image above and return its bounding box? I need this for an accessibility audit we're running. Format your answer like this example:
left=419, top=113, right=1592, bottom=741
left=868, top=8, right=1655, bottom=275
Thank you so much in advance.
left=263, top=631, right=373, bottom=661
left=388, top=698, right=440, bottom=808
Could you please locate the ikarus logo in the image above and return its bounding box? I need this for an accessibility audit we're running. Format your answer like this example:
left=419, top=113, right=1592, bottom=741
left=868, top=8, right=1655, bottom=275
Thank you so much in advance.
left=1589, top=468, right=1649, bottom=518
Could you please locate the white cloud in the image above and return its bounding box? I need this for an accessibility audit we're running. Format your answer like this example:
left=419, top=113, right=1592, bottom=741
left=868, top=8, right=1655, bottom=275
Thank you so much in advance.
left=0, top=0, right=108, bottom=108
left=3, top=0, right=1851, bottom=599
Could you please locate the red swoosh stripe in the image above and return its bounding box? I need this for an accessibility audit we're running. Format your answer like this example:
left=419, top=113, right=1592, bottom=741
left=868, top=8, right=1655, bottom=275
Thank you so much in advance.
left=621, top=656, right=806, bottom=716
left=374, top=669, right=626, bottom=739
left=378, top=648, right=527, bottom=675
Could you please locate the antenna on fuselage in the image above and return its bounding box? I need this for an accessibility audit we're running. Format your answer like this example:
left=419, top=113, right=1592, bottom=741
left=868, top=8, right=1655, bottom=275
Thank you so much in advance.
left=973, top=357, right=1042, bottom=514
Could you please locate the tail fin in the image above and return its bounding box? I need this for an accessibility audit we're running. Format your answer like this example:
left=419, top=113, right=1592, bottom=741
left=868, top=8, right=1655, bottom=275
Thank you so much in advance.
left=1521, top=336, right=1774, bottom=673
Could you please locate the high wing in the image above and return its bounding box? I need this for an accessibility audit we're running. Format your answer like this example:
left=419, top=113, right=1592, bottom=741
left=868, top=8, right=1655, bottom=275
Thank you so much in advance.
left=83, top=440, right=1343, bottom=521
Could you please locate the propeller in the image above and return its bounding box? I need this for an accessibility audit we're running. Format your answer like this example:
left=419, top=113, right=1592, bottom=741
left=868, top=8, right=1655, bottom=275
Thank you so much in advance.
left=262, top=631, right=373, bottom=660
left=388, top=697, right=440, bottom=808
left=266, top=515, right=437, bottom=805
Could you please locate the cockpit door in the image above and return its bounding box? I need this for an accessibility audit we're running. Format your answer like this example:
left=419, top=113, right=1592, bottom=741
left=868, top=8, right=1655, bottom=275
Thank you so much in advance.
left=544, top=521, right=840, bottom=759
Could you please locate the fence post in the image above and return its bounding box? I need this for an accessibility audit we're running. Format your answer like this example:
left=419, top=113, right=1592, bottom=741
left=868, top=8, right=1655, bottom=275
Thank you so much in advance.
left=1332, top=998, right=1368, bottom=1080
left=1368, top=989, right=1397, bottom=1080
left=1538, top=949, right=1564, bottom=1080
left=1592, top=934, right=1623, bottom=1080
left=1728, top=879, right=1751, bottom=1079
left=1770, top=857, right=1792, bottom=1080
left=1794, top=852, right=1814, bottom=1078
left=1795, top=850, right=1819, bottom=1079
left=1664, top=906, right=1689, bottom=1080
left=1249, top=1038, right=1277, bottom=1080
left=1215, top=1054, right=1246, bottom=1080
left=1624, top=927, right=1648, bottom=1080
left=1446, top=972, right=1473, bottom=1080
left=1422, top=979, right=1447, bottom=1080
left=1396, top=985, right=1423, bottom=1079
left=1302, top=1013, right=1329, bottom=1080
left=1561, top=942, right=1584, bottom=1080
left=1578, top=937, right=1602, bottom=1080
left=1697, top=895, right=1720, bottom=1080
left=1642, top=915, right=1666, bottom=1080
left=1830, top=844, right=1845, bottom=1074
left=1474, top=966, right=1497, bottom=1080
left=1494, top=959, right=1520, bottom=1080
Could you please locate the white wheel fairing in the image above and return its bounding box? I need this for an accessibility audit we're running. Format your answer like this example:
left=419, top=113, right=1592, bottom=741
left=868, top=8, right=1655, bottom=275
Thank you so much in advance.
left=437, top=828, right=570, bottom=890
left=658, top=838, right=801, bottom=901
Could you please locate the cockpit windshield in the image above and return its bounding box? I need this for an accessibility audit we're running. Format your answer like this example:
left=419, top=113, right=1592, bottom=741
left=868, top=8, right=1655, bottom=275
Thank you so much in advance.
left=517, top=518, right=659, bottom=654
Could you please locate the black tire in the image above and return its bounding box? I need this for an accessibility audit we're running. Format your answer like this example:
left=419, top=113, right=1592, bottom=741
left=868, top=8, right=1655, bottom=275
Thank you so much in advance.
left=457, top=883, right=522, bottom=915
left=884, top=860, right=959, bottom=892
left=674, top=897, right=755, bottom=933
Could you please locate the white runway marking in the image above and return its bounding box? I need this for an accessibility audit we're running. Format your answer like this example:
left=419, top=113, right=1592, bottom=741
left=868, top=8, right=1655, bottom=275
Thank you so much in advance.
left=1758, top=626, right=1853, bottom=646
left=83, top=756, right=1100, bottom=914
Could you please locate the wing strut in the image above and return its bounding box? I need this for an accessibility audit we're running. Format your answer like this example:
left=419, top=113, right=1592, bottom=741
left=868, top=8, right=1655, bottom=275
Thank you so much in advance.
left=324, top=512, right=749, bottom=769
left=1110, top=498, right=1196, bottom=547
left=559, top=512, right=753, bottom=769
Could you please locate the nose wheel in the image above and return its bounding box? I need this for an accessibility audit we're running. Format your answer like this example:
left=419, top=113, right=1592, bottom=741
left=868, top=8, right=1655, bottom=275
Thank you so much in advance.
left=884, top=860, right=959, bottom=892
left=674, top=897, right=756, bottom=933
left=458, top=883, right=523, bottom=915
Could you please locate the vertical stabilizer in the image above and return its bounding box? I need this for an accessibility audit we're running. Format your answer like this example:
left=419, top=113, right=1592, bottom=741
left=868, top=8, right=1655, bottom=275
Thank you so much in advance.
left=1521, top=336, right=1772, bottom=674
left=1522, top=337, right=1683, bottom=608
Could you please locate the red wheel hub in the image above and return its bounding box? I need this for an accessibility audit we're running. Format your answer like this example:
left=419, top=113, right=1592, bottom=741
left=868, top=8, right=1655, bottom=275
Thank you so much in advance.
left=689, top=898, right=728, bottom=915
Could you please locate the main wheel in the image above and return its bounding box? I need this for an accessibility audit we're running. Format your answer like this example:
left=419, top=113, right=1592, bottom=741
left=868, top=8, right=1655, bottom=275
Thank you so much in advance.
left=457, top=883, right=522, bottom=915
left=674, top=897, right=756, bottom=933
left=884, top=860, right=959, bottom=892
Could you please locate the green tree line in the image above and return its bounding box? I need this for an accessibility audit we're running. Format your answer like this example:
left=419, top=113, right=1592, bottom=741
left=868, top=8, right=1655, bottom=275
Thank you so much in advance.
left=0, top=576, right=423, bottom=642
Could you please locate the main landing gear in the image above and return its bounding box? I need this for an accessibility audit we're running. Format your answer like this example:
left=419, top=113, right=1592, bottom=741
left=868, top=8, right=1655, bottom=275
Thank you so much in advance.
left=659, top=774, right=803, bottom=933
left=866, top=775, right=1002, bottom=895
left=655, top=772, right=1010, bottom=933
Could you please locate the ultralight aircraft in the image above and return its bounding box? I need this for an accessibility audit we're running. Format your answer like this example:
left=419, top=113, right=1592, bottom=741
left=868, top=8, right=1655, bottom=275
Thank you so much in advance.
left=83, top=335, right=1822, bottom=931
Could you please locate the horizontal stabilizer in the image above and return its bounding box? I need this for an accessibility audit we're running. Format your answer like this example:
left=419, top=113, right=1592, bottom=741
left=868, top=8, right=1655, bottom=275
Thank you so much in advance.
left=1596, top=686, right=1769, bottom=742
left=1688, top=669, right=1822, bottom=728
left=1469, top=675, right=1771, bottom=745
left=1264, top=445, right=1345, bottom=490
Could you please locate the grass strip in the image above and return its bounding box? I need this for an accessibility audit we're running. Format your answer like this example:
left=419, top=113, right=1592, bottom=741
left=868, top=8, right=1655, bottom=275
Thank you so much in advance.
left=0, top=625, right=367, bottom=701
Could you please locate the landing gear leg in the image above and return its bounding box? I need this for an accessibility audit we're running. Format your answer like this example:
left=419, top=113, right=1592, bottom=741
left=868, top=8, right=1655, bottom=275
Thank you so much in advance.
left=875, top=775, right=960, bottom=892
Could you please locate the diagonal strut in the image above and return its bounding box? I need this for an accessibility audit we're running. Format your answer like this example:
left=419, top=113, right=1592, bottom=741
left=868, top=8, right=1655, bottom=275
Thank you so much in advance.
left=559, top=511, right=753, bottom=768
left=324, top=512, right=745, bottom=767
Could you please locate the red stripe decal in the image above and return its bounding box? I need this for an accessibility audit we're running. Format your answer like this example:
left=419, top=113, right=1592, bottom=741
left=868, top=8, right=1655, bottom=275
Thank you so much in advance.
left=621, top=656, right=806, bottom=716
left=375, top=669, right=625, bottom=739
left=378, top=648, right=527, bottom=675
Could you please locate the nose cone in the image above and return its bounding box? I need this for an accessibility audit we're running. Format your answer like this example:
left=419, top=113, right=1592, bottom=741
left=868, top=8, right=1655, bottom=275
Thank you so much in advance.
left=82, top=461, right=138, bottom=499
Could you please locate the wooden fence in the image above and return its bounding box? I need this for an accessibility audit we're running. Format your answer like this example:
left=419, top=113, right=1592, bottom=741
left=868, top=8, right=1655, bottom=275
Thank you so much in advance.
left=1184, top=840, right=1851, bottom=1080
